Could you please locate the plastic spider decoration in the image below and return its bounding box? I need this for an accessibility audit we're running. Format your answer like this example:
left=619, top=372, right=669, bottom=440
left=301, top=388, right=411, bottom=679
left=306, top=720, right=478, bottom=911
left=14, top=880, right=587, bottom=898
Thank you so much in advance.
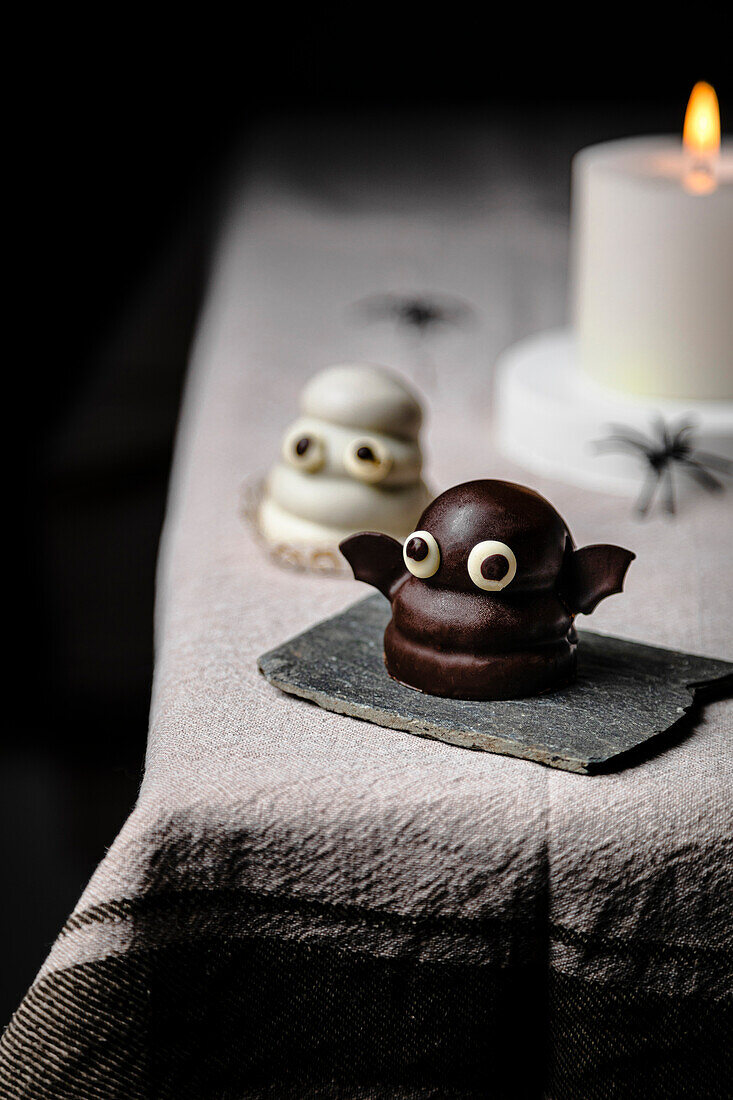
left=355, top=293, right=473, bottom=333
left=596, top=419, right=733, bottom=517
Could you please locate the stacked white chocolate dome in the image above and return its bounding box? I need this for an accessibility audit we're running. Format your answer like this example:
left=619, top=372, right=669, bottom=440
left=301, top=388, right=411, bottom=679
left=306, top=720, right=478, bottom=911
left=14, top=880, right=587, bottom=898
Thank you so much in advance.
left=258, top=364, right=431, bottom=557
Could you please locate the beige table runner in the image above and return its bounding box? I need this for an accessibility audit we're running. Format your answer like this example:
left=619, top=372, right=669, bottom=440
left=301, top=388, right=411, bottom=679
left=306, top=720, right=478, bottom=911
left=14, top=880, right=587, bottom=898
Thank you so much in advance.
left=2, top=118, right=731, bottom=1099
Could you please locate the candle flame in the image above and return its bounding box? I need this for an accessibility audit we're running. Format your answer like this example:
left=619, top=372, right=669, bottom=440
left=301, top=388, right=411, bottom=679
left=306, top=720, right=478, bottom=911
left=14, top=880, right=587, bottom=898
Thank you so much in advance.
left=683, top=82, right=720, bottom=157
left=683, top=82, right=720, bottom=194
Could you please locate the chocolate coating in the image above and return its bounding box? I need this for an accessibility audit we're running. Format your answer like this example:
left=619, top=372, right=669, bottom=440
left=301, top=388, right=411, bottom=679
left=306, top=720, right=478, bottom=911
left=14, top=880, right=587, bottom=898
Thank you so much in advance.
left=340, top=479, right=635, bottom=700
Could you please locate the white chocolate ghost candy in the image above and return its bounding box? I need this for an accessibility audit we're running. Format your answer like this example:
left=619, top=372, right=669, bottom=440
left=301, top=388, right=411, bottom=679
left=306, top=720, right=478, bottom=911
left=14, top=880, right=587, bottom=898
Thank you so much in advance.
left=258, top=364, right=431, bottom=553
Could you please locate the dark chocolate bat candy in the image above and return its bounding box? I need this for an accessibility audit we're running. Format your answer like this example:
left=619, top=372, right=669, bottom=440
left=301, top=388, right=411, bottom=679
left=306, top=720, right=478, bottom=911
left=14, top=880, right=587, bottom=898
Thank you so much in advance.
left=340, top=479, right=635, bottom=700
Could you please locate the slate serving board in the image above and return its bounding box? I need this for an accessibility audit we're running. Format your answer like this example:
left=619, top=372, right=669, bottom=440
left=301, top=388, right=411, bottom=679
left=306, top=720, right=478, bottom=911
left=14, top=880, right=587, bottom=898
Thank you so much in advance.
left=257, top=594, right=733, bottom=773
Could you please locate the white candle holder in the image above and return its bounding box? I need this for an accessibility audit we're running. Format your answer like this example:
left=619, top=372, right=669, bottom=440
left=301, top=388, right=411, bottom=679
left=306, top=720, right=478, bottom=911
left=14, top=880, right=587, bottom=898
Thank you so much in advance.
left=494, top=329, right=733, bottom=496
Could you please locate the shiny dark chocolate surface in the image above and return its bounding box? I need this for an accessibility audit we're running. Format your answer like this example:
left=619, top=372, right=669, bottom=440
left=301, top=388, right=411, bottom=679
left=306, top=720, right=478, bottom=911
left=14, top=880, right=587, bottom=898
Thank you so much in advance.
left=340, top=479, right=635, bottom=700
left=418, top=481, right=568, bottom=593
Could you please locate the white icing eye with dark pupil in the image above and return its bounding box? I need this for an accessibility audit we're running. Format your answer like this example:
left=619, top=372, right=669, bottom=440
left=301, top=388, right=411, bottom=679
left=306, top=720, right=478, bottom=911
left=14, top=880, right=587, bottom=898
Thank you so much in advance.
left=344, top=437, right=393, bottom=483
left=282, top=428, right=326, bottom=472
left=467, top=540, right=517, bottom=591
left=403, top=530, right=440, bottom=578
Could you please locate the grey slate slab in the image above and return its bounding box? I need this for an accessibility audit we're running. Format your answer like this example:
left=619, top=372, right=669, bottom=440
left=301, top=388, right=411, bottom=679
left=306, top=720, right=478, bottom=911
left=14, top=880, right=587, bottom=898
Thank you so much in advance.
left=257, top=594, right=733, bottom=773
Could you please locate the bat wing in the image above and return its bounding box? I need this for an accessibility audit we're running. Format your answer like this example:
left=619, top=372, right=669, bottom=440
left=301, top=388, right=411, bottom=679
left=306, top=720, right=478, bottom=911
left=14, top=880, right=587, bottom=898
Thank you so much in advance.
left=339, top=532, right=408, bottom=601
left=562, top=543, right=635, bottom=616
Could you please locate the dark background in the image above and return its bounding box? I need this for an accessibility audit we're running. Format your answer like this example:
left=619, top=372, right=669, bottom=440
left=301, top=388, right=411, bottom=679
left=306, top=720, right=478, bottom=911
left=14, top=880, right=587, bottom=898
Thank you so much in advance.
left=4, top=21, right=730, bottom=1024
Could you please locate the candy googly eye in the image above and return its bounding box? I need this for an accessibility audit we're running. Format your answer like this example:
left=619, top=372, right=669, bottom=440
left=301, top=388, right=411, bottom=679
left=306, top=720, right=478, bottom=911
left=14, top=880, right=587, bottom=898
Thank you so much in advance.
left=467, top=540, right=517, bottom=592
left=403, top=530, right=440, bottom=579
left=282, top=428, right=326, bottom=473
left=344, top=437, right=393, bottom=483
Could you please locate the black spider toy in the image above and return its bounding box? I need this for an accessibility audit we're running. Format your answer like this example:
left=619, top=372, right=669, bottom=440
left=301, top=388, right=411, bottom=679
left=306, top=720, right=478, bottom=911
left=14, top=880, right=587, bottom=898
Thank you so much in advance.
left=355, top=293, right=473, bottom=333
left=596, top=419, right=733, bottom=516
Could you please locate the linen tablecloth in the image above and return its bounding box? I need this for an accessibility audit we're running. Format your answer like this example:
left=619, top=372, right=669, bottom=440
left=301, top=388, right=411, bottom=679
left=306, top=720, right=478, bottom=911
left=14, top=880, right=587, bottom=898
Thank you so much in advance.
left=2, top=118, right=732, bottom=1099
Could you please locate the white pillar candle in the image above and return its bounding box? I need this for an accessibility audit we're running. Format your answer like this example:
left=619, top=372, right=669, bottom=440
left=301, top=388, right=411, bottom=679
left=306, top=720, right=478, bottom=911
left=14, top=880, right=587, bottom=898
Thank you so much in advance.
left=571, top=134, right=733, bottom=400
